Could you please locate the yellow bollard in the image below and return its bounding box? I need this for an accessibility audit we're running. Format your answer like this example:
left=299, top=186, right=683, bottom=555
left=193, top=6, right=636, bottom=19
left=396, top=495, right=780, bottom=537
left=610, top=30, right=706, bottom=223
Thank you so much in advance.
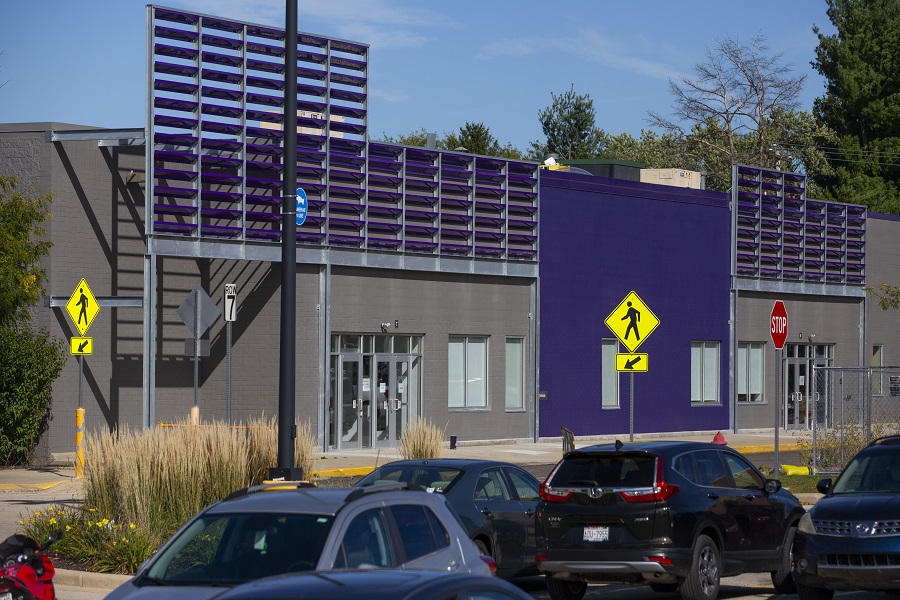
left=75, top=408, right=85, bottom=478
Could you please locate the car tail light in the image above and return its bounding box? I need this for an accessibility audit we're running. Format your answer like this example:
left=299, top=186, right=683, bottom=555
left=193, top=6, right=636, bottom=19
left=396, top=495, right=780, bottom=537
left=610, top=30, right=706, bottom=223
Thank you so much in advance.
left=479, top=553, right=497, bottom=576
left=536, top=554, right=547, bottom=564
left=620, top=457, right=679, bottom=503
left=647, top=555, right=673, bottom=566
left=539, top=482, right=572, bottom=503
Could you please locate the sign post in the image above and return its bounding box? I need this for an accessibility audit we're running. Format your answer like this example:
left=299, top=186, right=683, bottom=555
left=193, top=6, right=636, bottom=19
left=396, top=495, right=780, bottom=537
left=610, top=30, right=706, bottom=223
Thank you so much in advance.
left=224, top=283, right=237, bottom=424
left=770, top=300, right=788, bottom=475
left=604, top=291, right=660, bottom=441
left=65, top=278, right=100, bottom=478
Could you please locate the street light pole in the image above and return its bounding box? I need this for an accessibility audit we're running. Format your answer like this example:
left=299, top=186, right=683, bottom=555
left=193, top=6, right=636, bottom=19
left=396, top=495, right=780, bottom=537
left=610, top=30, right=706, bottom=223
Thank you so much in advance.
left=272, top=0, right=301, bottom=481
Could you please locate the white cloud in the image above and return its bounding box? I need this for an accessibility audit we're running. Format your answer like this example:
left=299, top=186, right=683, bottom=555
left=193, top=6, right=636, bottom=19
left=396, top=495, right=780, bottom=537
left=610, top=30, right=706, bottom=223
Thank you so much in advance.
left=476, top=27, right=686, bottom=81
left=371, top=89, right=409, bottom=103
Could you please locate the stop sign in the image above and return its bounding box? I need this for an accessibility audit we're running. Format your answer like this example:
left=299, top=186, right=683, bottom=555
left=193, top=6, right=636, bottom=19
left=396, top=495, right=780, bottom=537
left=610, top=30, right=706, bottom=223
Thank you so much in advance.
left=770, top=301, right=788, bottom=350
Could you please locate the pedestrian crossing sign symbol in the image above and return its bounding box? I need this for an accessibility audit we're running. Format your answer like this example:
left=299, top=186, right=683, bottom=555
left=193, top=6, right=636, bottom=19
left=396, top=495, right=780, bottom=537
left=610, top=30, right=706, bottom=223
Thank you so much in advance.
left=604, top=291, right=659, bottom=353
left=65, top=278, right=100, bottom=336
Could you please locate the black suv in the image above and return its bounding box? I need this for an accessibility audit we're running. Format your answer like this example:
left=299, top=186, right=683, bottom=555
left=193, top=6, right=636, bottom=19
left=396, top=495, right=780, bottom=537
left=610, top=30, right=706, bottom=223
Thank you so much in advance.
left=793, top=435, right=900, bottom=600
left=535, top=440, right=804, bottom=600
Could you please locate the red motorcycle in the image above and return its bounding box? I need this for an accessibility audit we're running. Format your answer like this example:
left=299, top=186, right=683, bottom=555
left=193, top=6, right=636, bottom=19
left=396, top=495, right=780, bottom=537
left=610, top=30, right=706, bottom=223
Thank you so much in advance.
left=0, top=534, right=59, bottom=600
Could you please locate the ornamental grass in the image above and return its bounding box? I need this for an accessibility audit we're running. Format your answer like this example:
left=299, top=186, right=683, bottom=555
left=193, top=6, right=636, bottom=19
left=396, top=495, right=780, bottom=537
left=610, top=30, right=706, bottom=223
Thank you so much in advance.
left=20, top=417, right=317, bottom=574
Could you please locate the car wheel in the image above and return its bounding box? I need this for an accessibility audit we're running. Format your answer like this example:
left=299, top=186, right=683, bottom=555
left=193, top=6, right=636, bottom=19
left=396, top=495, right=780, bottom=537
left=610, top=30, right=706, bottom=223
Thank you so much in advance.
left=681, top=534, right=720, bottom=600
left=546, top=576, right=587, bottom=600
left=771, top=526, right=797, bottom=594
left=650, top=582, right=680, bottom=593
left=796, top=581, right=834, bottom=600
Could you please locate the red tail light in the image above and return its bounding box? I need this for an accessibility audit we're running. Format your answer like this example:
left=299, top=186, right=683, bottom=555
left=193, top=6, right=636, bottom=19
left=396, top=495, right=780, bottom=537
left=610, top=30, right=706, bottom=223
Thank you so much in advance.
left=620, top=457, right=679, bottom=503
left=479, top=553, right=497, bottom=576
left=647, top=555, right=673, bottom=566
left=535, top=554, right=547, bottom=564
left=539, top=482, right=572, bottom=503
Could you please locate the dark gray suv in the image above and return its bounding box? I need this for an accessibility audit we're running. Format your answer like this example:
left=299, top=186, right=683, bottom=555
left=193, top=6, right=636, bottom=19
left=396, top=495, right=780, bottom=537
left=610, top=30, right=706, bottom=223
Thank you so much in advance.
left=536, top=440, right=804, bottom=600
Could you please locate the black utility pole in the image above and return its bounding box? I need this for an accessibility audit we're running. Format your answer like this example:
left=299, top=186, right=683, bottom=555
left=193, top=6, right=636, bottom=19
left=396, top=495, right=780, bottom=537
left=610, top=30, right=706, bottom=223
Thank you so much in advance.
left=271, top=0, right=302, bottom=481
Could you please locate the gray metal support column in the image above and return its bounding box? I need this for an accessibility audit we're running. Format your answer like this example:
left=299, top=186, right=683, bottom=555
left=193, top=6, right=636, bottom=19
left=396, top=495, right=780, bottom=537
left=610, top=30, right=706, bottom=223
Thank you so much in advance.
left=317, top=262, right=330, bottom=450
left=729, top=165, right=739, bottom=433
left=530, top=277, right=539, bottom=442
left=142, top=252, right=157, bottom=428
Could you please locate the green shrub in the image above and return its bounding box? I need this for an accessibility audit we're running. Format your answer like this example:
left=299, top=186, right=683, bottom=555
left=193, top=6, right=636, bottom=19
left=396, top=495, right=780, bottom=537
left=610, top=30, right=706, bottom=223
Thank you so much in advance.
left=0, top=325, right=66, bottom=465
left=398, top=418, right=445, bottom=459
left=21, top=417, right=318, bottom=573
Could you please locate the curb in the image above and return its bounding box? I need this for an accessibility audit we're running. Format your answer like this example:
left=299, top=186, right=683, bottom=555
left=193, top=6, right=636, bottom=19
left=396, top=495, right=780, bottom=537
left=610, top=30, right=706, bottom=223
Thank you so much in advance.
left=0, top=481, right=66, bottom=492
left=312, top=466, right=376, bottom=479
left=54, top=568, right=131, bottom=591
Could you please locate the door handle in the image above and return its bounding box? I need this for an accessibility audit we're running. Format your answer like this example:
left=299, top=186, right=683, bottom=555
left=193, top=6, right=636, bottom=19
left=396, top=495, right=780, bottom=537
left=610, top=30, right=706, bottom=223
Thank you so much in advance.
left=448, top=559, right=459, bottom=571
left=394, top=399, right=401, bottom=411
left=524, top=509, right=535, bottom=517
left=481, top=508, right=492, bottom=517
left=707, top=493, right=719, bottom=500
left=744, top=494, right=758, bottom=501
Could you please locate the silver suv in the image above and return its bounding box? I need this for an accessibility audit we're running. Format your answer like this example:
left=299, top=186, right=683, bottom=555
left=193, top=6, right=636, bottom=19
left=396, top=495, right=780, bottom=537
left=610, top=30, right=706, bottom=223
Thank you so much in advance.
left=105, top=482, right=492, bottom=600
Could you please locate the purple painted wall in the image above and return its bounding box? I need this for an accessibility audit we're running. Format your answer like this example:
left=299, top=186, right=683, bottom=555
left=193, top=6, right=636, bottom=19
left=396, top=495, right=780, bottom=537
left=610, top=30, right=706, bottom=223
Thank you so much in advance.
left=539, top=171, right=732, bottom=437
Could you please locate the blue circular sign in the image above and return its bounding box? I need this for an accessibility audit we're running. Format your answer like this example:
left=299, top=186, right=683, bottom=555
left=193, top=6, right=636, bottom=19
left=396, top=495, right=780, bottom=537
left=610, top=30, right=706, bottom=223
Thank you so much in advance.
left=295, top=187, right=308, bottom=227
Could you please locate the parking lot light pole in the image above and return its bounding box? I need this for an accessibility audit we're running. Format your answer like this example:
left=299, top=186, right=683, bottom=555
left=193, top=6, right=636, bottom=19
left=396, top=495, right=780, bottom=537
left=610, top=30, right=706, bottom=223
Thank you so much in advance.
left=271, top=0, right=303, bottom=481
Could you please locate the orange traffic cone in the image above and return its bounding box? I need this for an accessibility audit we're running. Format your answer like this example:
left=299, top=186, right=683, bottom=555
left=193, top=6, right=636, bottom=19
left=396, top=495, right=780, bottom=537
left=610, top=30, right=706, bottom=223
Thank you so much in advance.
left=712, top=431, right=726, bottom=445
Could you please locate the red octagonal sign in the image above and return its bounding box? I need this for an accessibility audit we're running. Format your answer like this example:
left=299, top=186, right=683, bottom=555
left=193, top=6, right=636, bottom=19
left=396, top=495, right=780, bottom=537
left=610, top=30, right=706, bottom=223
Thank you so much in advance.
left=770, top=301, right=788, bottom=350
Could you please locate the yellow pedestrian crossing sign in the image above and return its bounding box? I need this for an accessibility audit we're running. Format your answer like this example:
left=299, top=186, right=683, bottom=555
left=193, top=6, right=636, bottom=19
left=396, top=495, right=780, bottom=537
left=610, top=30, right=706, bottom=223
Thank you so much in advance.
left=70, top=337, right=93, bottom=355
left=604, top=291, right=659, bottom=353
left=66, top=278, right=99, bottom=336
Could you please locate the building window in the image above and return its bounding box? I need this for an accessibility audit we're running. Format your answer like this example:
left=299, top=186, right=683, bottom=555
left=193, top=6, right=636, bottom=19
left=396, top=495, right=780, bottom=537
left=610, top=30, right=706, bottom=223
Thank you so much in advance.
left=737, top=343, right=764, bottom=403
left=448, top=336, right=487, bottom=408
left=691, top=341, right=719, bottom=404
left=602, top=339, right=619, bottom=408
left=505, top=338, right=525, bottom=410
left=873, top=344, right=884, bottom=396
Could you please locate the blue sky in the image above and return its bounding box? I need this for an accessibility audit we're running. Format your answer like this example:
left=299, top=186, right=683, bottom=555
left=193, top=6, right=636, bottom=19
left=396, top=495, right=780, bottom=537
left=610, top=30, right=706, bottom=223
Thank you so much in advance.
left=0, top=1, right=835, bottom=152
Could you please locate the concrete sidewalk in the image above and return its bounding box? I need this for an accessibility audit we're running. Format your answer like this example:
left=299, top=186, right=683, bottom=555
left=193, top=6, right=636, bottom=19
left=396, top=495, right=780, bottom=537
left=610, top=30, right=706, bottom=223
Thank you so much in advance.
left=1, top=429, right=807, bottom=487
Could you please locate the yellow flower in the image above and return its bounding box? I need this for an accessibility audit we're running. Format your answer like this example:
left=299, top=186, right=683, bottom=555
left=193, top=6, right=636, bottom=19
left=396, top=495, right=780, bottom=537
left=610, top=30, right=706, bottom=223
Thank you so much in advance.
left=129, top=523, right=136, bottom=530
left=34, top=510, right=41, bottom=517
left=88, top=508, right=96, bottom=513
left=18, top=520, right=24, bottom=526
left=65, top=525, right=72, bottom=532
left=48, top=518, right=56, bottom=525
left=47, top=507, right=55, bottom=513
left=101, top=518, right=110, bottom=526
left=28, top=518, right=35, bottom=523
left=112, top=541, right=117, bottom=547
left=88, top=521, right=94, bottom=527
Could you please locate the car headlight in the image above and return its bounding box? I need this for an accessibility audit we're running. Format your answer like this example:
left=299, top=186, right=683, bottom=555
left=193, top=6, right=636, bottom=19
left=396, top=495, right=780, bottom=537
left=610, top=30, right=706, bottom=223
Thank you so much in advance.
left=798, top=512, right=816, bottom=535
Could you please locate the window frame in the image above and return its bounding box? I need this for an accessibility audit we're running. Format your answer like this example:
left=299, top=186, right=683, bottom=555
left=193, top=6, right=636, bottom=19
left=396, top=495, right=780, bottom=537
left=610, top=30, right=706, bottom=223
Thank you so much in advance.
left=737, top=342, right=765, bottom=403
left=448, top=336, right=489, bottom=410
left=873, top=344, right=884, bottom=397
left=504, top=337, right=525, bottom=411
left=601, top=338, right=619, bottom=409
left=691, top=341, right=720, bottom=405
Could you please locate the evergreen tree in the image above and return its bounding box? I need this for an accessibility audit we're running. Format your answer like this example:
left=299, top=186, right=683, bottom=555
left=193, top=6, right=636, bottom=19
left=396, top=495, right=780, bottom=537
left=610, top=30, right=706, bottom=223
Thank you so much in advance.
left=530, top=85, right=606, bottom=160
left=811, top=0, right=900, bottom=213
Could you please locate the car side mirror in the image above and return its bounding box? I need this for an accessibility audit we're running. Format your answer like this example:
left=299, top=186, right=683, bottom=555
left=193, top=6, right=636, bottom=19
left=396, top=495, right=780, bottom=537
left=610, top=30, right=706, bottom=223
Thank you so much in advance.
left=765, top=478, right=782, bottom=493
left=816, top=478, right=832, bottom=495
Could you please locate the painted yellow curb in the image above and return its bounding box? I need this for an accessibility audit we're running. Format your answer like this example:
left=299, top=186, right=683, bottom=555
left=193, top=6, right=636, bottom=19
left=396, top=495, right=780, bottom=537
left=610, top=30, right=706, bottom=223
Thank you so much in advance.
left=311, top=466, right=376, bottom=479
left=733, top=443, right=799, bottom=454
left=0, top=481, right=66, bottom=492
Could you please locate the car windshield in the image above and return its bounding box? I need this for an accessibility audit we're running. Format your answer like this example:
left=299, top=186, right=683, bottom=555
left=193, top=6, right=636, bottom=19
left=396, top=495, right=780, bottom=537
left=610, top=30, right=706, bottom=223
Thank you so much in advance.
left=144, top=512, right=334, bottom=586
left=552, top=453, right=657, bottom=487
left=358, top=466, right=463, bottom=493
left=832, top=449, right=900, bottom=494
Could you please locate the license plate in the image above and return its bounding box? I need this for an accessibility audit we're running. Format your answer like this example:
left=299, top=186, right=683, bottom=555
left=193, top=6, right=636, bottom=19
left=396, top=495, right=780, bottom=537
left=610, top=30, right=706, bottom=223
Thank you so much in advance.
left=583, top=526, right=609, bottom=542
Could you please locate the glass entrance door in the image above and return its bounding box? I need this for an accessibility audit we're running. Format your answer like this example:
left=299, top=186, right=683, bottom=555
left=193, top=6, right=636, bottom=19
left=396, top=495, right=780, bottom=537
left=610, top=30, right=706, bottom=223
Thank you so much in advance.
left=373, top=356, right=421, bottom=448
left=328, top=335, right=423, bottom=451
left=784, top=343, right=834, bottom=430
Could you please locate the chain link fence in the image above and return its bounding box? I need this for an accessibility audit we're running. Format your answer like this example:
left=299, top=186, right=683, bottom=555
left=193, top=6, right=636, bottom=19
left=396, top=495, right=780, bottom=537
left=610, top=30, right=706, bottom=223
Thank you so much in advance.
left=810, top=366, right=900, bottom=474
